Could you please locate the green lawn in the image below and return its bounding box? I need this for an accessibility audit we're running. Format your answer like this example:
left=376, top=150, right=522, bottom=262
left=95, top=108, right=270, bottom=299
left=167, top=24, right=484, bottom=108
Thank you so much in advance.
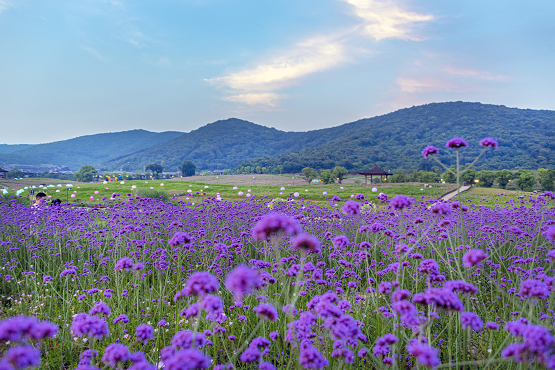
left=2, top=177, right=454, bottom=205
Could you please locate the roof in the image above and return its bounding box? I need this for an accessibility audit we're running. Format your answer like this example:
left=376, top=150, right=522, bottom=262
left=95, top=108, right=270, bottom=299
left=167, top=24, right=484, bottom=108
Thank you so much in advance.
left=359, top=165, right=393, bottom=176
left=0, top=167, right=8, bottom=173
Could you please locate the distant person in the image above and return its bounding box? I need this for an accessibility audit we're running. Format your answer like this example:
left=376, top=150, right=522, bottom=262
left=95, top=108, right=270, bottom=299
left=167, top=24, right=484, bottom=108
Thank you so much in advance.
left=51, top=198, right=62, bottom=207
left=33, top=192, right=47, bottom=207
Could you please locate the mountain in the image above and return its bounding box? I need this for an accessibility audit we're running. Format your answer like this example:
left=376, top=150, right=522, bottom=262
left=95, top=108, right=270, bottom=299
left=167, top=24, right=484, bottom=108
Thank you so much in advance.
left=0, top=130, right=183, bottom=170
left=242, top=102, right=555, bottom=172
left=0, top=144, right=34, bottom=154
left=104, top=102, right=555, bottom=173
left=101, top=118, right=350, bottom=171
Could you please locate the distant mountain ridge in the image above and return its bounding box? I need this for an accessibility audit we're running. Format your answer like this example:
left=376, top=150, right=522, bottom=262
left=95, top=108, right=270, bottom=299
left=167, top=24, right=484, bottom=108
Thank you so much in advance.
left=0, top=144, right=34, bottom=154
left=104, top=102, right=555, bottom=172
left=2, top=102, right=555, bottom=172
left=0, top=130, right=183, bottom=170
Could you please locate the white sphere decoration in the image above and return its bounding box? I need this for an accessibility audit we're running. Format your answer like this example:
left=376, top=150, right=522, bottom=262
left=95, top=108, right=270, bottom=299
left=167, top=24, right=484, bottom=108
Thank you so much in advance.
left=372, top=187, right=378, bottom=192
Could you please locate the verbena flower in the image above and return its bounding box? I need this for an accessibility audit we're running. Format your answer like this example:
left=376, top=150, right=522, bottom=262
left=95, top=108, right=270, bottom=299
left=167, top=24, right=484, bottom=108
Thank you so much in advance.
left=462, top=249, right=488, bottom=267
left=390, top=195, right=414, bottom=210
left=4, top=345, right=41, bottom=369
left=181, top=271, right=219, bottom=297
left=102, top=344, right=131, bottom=368
left=291, top=234, right=321, bottom=254
left=135, top=324, right=154, bottom=344
left=252, top=213, right=302, bottom=241
left=422, top=145, right=439, bottom=158
left=406, top=340, right=440, bottom=368
left=460, top=311, right=483, bottom=331
left=342, top=201, right=360, bottom=216
left=445, top=137, right=468, bottom=149
left=169, top=231, right=191, bottom=246
left=253, top=303, right=278, bottom=321
left=225, top=265, right=260, bottom=301
left=480, top=137, right=498, bottom=148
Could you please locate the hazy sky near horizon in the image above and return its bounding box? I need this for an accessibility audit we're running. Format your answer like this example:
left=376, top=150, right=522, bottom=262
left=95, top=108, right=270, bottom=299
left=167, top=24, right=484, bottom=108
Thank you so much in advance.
left=1, top=0, right=554, bottom=144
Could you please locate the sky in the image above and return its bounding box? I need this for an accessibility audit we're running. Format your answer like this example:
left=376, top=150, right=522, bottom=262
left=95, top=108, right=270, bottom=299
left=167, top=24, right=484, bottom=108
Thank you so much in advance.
left=1, top=0, right=554, bottom=144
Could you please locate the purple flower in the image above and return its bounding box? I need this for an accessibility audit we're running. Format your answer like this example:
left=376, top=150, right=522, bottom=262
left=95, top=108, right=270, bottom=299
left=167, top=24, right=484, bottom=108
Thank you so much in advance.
left=406, top=340, right=440, bottom=368
left=102, top=344, right=131, bottom=368
left=445, top=137, right=468, bottom=149
left=158, top=320, right=168, bottom=327
left=422, top=145, right=439, bottom=158
left=480, top=137, right=498, bottom=148
left=201, top=294, right=224, bottom=314
left=253, top=303, right=278, bottom=321
left=299, top=342, right=329, bottom=369
left=342, top=200, right=360, bottom=216
left=460, top=312, right=483, bottom=331
left=169, top=231, right=191, bottom=246
left=4, top=345, right=41, bottom=369
left=544, top=226, right=555, bottom=241
left=332, top=235, right=349, bottom=249
left=113, top=314, right=129, bottom=324
left=71, top=313, right=109, bottom=339
left=462, top=249, right=488, bottom=267
left=520, top=279, right=550, bottom=300
left=252, top=213, right=302, bottom=241
left=181, top=271, right=219, bottom=297
left=430, top=203, right=451, bottom=216
left=443, top=280, right=478, bottom=295
left=240, top=347, right=261, bottom=363
left=291, top=234, right=321, bottom=254
left=115, top=257, right=133, bottom=271
left=225, top=264, right=260, bottom=301
left=259, top=362, right=276, bottom=370
left=164, top=348, right=211, bottom=370
left=485, top=322, right=499, bottom=331
left=136, top=324, right=154, bottom=344
left=389, top=195, right=414, bottom=210
left=378, top=281, right=392, bottom=294
left=60, top=268, right=77, bottom=277
left=171, top=330, right=207, bottom=349
left=89, top=302, right=111, bottom=316
left=413, top=288, right=464, bottom=312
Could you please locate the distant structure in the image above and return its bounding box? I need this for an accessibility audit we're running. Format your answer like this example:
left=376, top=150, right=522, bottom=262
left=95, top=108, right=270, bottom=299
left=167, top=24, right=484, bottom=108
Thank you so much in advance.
left=0, top=167, right=7, bottom=179
left=359, top=165, right=393, bottom=185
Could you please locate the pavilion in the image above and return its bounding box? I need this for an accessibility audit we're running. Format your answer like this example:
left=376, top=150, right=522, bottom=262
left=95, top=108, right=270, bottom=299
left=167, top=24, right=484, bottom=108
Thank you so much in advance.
left=0, top=167, right=7, bottom=179
left=359, top=165, right=393, bottom=185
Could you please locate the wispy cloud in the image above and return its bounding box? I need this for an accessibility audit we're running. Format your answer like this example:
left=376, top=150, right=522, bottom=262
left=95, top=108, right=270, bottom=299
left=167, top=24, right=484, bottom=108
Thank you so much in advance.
left=396, top=77, right=460, bottom=93
left=223, top=93, right=282, bottom=107
left=81, top=46, right=108, bottom=62
left=444, top=66, right=507, bottom=81
left=0, top=0, right=11, bottom=14
left=340, top=0, right=434, bottom=41
left=208, top=34, right=349, bottom=106
left=209, top=0, right=434, bottom=107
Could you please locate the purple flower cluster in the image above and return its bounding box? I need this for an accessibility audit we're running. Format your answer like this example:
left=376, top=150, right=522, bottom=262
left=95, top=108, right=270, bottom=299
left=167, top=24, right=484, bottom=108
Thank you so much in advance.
left=252, top=213, right=302, bottom=241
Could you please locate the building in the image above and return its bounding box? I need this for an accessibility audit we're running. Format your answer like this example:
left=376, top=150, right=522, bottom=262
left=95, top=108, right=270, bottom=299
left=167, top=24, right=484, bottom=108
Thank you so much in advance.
left=0, top=167, right=7, bottom=179
left=359, top=165, right=393, bottom=185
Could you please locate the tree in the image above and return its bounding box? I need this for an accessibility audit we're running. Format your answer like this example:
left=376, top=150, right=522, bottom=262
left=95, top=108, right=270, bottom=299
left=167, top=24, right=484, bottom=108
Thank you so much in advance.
left=301, top=167, right=319, bottom=184
left=443, top=169, right=456, bottom=184
left=146, top=163, right=164, bottom=178
left=516, top=170, right=536, bottom=191
left=495, top=169, right=512, bottom=189
left=460, top=169, right=476, bottom=184
left=538, top=168, right=555, bottom=191
left=476, top=171, right=495, bottom=187
left=332, top=166, right=348, bottom=184
left=74, top=165, right=98, bottom=182
left=277, top=165, right=283, bottom=174
left=320, top=169, right=334, bottom=184
left=179, top=161, right=196, bottom=177
left=7, top=168, right=23, bottom=179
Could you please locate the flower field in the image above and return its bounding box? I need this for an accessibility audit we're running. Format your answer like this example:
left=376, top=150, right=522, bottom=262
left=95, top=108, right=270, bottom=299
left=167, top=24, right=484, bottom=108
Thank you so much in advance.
left=2, top=188, right=555, bottom=369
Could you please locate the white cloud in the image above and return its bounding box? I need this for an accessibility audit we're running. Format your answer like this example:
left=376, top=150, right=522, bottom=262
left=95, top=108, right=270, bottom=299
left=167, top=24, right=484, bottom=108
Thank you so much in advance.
left=209, top=35, right=348, bottom=93
left=444, top=66, right=507, bottom=81
left=340, top=0, right=433, bottom=41
left=81, top=46, right=108, bottom=62
left=0, top=0, right=11, bottom=13
left=396, top=77, right=458, bottom=93
left=223, top=93, right=282, bottom=107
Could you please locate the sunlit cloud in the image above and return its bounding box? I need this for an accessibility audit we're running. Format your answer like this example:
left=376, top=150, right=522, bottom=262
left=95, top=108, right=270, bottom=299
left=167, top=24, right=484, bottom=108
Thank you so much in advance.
left=444, top=66, right=507, bottom=81
left=209, top=35, right=348, bottom=93
left=340, top=0, right=434, bottom=41
left=223, top=93, right=282, bottom=107
left=396, top=77, right=459, bottom=93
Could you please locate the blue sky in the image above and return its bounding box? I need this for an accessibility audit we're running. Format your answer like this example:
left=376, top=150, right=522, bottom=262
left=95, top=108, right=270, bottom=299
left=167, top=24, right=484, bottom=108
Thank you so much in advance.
left=1, top=0, right=554, bottom=144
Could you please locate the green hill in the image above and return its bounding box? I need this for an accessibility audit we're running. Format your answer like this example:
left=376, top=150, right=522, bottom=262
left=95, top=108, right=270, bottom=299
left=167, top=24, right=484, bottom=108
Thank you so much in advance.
left=242, top=102, right=555, bottom=172
left=0, top=144, right=34, bottom=154
left=100, top=118, right=349, bottom=171
left=0, top=130, right=183, bottom=170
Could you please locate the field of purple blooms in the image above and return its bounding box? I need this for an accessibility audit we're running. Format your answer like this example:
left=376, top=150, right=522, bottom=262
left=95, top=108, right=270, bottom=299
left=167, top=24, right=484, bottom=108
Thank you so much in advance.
left=2, top=188, right=555, bottom=370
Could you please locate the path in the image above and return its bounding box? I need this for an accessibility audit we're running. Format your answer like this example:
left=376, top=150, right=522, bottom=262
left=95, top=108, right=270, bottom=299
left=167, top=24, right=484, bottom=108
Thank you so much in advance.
left=441, top=185, right=472, bottom=201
